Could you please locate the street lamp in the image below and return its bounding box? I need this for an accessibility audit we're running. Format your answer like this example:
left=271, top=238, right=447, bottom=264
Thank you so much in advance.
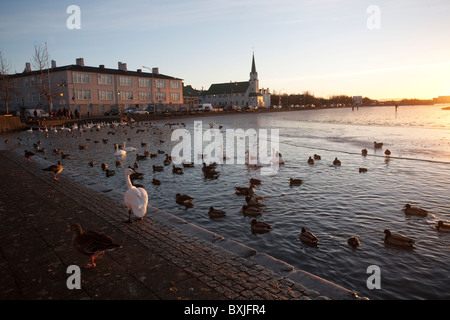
left=142, top=65, right=154, bottom=113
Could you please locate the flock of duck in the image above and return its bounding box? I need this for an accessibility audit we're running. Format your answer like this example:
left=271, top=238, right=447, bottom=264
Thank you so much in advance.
left=11, top=121, right=450, bottom=267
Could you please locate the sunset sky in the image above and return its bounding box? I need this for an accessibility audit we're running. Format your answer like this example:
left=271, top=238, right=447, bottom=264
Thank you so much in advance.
left=1, top=0, right=449, bottom=100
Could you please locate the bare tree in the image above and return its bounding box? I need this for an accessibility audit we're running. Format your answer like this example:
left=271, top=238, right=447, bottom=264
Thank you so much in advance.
left=32, top=43, right=53, bottom=114
left=0, top=50, right=12, bottom=114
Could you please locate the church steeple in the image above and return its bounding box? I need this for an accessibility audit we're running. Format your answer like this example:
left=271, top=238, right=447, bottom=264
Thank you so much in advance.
left=251, top=53, right=257, bottom=74
left=249, top=53, right=259, bottom=93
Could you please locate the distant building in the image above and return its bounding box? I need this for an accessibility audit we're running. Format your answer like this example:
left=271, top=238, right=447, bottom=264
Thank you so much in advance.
left=433, top=96, right=450, bottom=104
left=200, top=54, right=271, bottom=108
left=353, top=96, right=362, bottom=105
left=5, top=58, right=183, bottom=116
left=182, top=84, right=201, bottom=110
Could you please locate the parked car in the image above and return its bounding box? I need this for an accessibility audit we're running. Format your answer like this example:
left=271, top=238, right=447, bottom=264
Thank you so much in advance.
left=104, top=109, right=120, bottom=116
left=25, top=109, right=49, bottom=117
left=124, top=108, right=149, bottom=115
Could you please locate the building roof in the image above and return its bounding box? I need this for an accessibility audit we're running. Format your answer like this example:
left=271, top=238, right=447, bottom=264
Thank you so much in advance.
left=183, top=85, right=201, bottom=96
left=202, top=81, right=250, bottom=96
left=10, top=64, right=182, bottom=80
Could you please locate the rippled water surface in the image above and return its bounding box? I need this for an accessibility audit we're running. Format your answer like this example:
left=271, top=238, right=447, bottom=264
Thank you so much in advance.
left=2, top=105, right=449, bottom=299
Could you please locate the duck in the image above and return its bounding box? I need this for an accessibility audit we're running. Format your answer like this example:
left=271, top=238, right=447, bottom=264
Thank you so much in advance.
left=361, top=149, right=368, bottom=156
left=24, top=150, right=35, bottom=162
left=79, top=144, right=88, bottom=150
left=383, top=229, right=414, bottom=248
left=313, top=154, right=321, bottom=160
left=130, top=170, right=144, bottom=180
left=250, top=178, right=262, bottom=185
left=203, top=167, right=220, bottom=179
left=172, top=165, right=184, bottom=174
left=153, top=165, right=164, bottom=172
left=101, top=163, right=108, bottom=171
left=403, top=203, right=428, bottom=217
left=152, top=178, right=161, bottom=185
left=67, top=223, right=122, bottom=268
left=251, top=219, right=272, bottom=234
left=136, top=154, right=148, bottom=161
left=300, top=227, right=318, bottom=246
left=175, top=193, right=194, bottom=209
left=235, top=185, right=255, bottom=196
left=242, top=205, right=262, bottom=217
left=277, top=152, right=285, bottom=165
left=436, top=221, right=450, bottom=233
left=245, top=196, right=262, bottom=208
left=307, top=156, right=315, bottom=164
left=163, top=154, right=172, bottom=166
left=42, top=161, right=63, bottom=180
left=374, top=141, right=383, bottom=149
left=88, top=161, right=95, bottom=167
left=347, top=236, right=360, bottom=248
left=124, top=167, right=148, bottom=223
left=289, top=178, right=303, bottom=186
left=182, top=161, right=195, bottom=168
left=208, top=207, right=226, bottom=218
left=115, top=159, right=122, bottom=167
left=359, top=168, right=368, bottom=173
left=384, top=149, right=391, bottom=156
left=105, top=169, right=115, bottom=177
left=333, top=157, right=341, bottom=166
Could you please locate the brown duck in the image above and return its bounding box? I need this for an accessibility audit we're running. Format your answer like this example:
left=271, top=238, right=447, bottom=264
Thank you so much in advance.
left=67, top=224, right=122, bottom=268
left=42, top=160, right=63, bottom=180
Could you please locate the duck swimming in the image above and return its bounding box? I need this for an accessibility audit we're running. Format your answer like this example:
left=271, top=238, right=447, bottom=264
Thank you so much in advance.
left=300, top=227, right=318, bottom=246
left=347, top=236, right=360, bottom=248
left=208, top=207, right=226, bottom=218
left=307, top=156, right=315, bottom=165
left=251, top=219, right=272, bottom=234
left=176, top=193, right=194, bottom=209
left=361, top=149, right=368, bottom=156
left=384, top=229, right=414, bottom=248
left=242, top=205, right=261, bottom=216
left=333, top=157, right=341, bottom=166
left=289, top=178, right=303, bottom=186
left=436, top=221, right=450, bottom=233
left=403, top=203, right=428, bottom=217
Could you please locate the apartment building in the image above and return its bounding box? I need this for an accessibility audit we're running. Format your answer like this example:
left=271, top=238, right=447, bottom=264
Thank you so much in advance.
left=7, top=58, right=184, bottom=116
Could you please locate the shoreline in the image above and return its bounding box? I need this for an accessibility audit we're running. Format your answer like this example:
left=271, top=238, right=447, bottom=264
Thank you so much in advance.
left=0, top=148, right=364, bottom=300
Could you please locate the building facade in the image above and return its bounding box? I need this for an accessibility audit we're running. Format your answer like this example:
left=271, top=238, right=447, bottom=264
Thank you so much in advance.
left=6, top=58, right=183, bottom=116
left=199, top=54, right=271, bottom=108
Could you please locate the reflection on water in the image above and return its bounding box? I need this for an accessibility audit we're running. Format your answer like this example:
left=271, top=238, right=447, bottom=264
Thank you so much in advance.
left=1, top=105, right=449, bottom=299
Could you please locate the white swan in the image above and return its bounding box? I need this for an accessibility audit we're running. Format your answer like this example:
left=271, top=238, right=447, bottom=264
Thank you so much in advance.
left=124, top=167, right=148, bottom=223
left=122, top=141, right=137, bottom=152
left=114, top=144, right=126, bottom=158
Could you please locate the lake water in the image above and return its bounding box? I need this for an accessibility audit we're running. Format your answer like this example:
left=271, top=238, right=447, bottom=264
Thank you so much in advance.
left=1, top=105, right=449, bottom=299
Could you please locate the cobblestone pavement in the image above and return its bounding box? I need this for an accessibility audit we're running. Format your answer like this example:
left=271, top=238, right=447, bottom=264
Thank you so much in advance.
left=0, top=150, right=361, bottom=301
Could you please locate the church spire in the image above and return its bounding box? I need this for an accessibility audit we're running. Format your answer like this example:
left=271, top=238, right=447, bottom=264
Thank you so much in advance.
left=251, top=53, right=257, bottom=74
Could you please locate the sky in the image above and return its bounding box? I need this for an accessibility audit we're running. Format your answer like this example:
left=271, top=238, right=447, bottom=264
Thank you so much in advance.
left=1, top=0, right=450, bottom=100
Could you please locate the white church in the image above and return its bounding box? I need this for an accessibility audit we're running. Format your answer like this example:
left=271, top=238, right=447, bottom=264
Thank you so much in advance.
left=199, top=54, right=271, bottom=108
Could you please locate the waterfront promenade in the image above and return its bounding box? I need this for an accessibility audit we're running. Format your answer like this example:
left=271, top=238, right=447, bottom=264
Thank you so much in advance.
left=0, top=149, right=362, bottom=301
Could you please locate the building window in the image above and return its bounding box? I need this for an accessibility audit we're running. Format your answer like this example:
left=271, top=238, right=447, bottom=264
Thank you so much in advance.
left=155, top=79, right=166, bottom=89
left=119, top=91, right=133, bottom=100
left=139, top=78, right=151, bottom=87
left=74, top=89, right=91, bottom=100
left=155, top=91, right=166, bottom=101
left=170, top=81, right=180, bottom=89
left=119, top=77, right=133, bottom=86
left=72, top=72, right=90, bottom=84
left=170, top=92, right=180, bottom=102
left=98, top=90, right=114, bottom=100
left=138, top=91, right=151, bottom=100
left=98, top=75, right=113, bottom=85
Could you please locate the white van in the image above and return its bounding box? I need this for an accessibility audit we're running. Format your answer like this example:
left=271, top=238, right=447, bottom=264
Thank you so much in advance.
left=196, top=103, right=214, bottom=112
